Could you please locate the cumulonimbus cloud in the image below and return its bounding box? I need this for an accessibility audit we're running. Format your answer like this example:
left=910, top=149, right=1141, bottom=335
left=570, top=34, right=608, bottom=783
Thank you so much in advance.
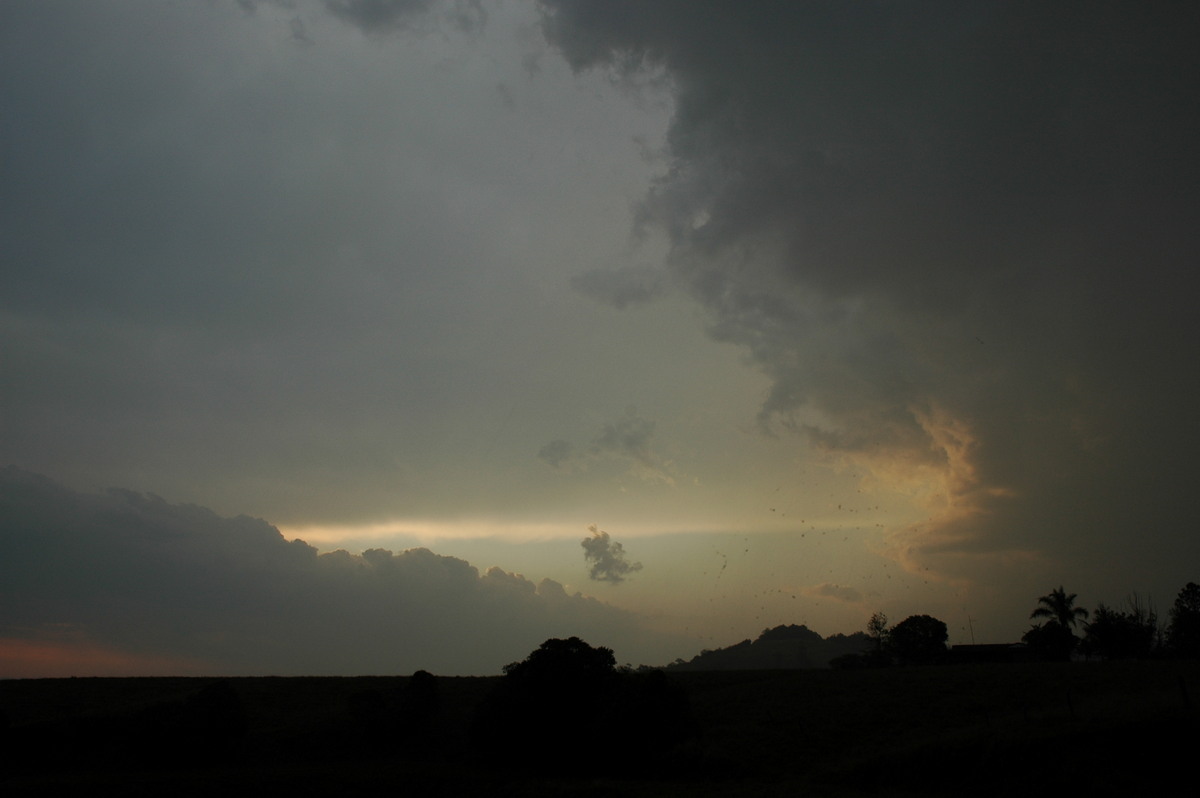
left=539, top=0, right=1200, bottom=596
left=0, top=467, right=670, bottom=676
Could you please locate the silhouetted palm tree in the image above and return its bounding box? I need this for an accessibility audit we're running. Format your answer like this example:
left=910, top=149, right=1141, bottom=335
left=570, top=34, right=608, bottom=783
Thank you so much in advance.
left=1031, top=585, right=1089, bottom=630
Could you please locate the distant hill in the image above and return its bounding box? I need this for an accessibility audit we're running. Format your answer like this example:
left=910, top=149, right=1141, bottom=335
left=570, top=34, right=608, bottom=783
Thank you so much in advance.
left=666, top=624, right=872, bottom=671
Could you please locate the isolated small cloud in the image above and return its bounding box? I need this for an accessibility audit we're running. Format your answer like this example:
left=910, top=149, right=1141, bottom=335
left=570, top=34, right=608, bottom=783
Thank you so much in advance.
left=801, top=583, right=863, bottom=604
left=542, top=409, right=675, bottom=485
left=590, top=407, right=675, bottom=485
left=591, top=411, right=655, bottom=461
left=581, top=524, right=642, bottom=585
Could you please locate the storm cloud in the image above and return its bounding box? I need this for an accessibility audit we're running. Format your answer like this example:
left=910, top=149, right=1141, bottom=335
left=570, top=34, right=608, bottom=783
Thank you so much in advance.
left=0, top=468, right=662, bottom=676
left=540, top=1, right=1200, bottom=592
left=3, top=0, right=1198, bottom=665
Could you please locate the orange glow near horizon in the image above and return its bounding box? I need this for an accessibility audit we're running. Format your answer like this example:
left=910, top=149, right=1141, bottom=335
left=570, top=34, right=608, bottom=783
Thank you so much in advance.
left=0, top=637, right=206, bottom=679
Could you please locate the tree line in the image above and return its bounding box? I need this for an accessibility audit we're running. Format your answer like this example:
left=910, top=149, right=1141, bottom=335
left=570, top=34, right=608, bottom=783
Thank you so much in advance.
left=1020, top=582, right=1200, bottom=661
left=838, top=581, right=1200, bottom=667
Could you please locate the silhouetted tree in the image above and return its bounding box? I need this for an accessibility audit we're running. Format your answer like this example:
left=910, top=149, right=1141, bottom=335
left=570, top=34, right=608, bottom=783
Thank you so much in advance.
left=867, top=612, right=889, bottom=652
left=502, top=636, right=617, bottom=685
left=1082, top=598, right=1158, bottom=660
left=475, top=637, right=692, bottom=775
left=401, top=670, right=439, bottom=719
left=1024, top=586, right=1088, bottom=661
left=1168, top=582, right=1200, bottom=657
left=888, top=615, right=947, bottom=664
left=1032, top=586, right=1089, bottom=631
left=861, top=611, right=893, bottom=666
left=832, top=613, right=891, bottom=668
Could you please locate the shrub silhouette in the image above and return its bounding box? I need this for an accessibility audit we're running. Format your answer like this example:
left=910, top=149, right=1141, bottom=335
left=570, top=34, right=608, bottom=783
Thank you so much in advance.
left=1022, top=620, right=1077, bottom=662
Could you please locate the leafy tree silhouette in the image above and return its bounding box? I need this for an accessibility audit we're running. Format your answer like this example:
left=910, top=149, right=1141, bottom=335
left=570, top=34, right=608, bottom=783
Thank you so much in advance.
left=1168, top=582, right=1200, bottom=658
left=1022, top=621, right=1077, bottom=662
left=502, top=636, right=617, bottom=685
left=867, top=612, right=889, bottom=652
left=475, top=637, right=692, bottom=776
left=832, top=613, right=892, bottom=669
left=887, top=615, right=947, bottom=665
left=1024, top=586, right=1089, bottom=661
left=1082, top=597, right=1158, bottom=660
left=1031, top=586, right=1089, bottom=630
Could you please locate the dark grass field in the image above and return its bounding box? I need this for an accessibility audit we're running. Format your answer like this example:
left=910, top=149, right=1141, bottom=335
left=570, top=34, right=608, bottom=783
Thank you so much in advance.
left=3, top=660, right=1197, bottom=796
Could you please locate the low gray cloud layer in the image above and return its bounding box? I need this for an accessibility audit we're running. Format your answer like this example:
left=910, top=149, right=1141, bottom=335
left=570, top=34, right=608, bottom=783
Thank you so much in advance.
left=541, top=1, right=1200, bottom=594
left=581, top=524, right=642, bottom=584
left=0, top=468, right=663, bottom=675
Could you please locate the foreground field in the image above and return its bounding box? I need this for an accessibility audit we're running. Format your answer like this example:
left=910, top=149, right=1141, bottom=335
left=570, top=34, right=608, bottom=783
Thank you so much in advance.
left=3, top=660, right=1197, bottom=796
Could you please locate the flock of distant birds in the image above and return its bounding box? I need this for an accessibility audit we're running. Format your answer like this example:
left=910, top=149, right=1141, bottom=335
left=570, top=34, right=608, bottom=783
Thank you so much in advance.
left=678, top=484, right=919, bottom=644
